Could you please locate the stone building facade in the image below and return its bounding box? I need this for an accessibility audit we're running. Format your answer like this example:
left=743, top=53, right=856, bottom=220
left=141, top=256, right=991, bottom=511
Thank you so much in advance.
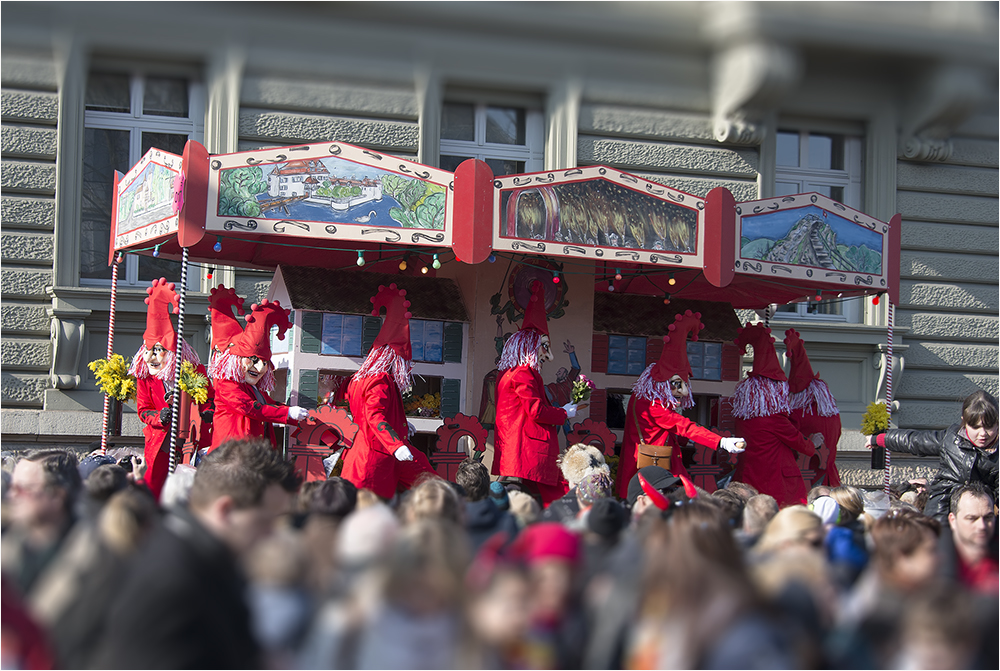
left=2, top=2, right=997, bottom=485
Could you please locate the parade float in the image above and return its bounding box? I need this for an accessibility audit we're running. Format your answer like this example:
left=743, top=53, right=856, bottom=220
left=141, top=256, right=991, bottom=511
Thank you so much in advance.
left=101, top=139, right=900, bottom=492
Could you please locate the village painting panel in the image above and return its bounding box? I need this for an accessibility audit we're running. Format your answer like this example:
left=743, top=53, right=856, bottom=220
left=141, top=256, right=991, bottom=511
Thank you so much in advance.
left=217, top=158, right=447, bottom=230
left=116, top=161, right=179, bottom=236
left=500, top=179, right=699, bottom=254
left=740, top=205, right=883, bottom=275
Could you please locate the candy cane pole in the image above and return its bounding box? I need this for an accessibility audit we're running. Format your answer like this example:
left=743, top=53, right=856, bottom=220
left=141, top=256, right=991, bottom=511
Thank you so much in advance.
left=168, top=247, right=190, bottom=473
left=100, top=253, right=123, bottom=455
left=884, top=300, right=894, bottom=497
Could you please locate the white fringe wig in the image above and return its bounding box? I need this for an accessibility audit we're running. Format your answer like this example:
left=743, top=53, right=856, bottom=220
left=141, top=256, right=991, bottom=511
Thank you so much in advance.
left=730, top=375, right=791, bottom=420
left=354, top=344, right=413, bottom=394
left=789, top=378, right=839, bottom=417
left=498, top=329, right=542, bottom=373
left=128, top=341, right=201, bottom=383
left=208, top=349, right=276, bottom=394
left=630, top=363, right=695, bottom=411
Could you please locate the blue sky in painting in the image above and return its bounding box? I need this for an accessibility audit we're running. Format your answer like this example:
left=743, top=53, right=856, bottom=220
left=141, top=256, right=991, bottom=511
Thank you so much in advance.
left=741, top=205, right=882, bottom=251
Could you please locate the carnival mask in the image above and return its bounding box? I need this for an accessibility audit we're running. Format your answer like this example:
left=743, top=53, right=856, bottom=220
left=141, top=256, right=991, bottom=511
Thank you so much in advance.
left=669, top=374, right=689, bottom=401
left=242, top=355, right=269, bottom=386
left=537, top=335, right=554, bottom=364
left=143, top=343, right=168, bottom=376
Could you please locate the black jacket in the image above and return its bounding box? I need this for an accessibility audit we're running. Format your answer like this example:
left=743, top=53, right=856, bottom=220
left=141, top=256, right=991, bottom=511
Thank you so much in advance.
left=464, top=498, right=520, bottom=553
left=884, top=422, right=998, bottom=522
left=94, top=507, right=262, bottom=669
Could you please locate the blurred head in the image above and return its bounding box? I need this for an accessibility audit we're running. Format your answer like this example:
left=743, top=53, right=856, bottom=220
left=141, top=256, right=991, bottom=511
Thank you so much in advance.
left=829, top=485, right=865, bottom=524
left=871, top=508, right=940, bottom=590
left=84, top=464, right=129, bottom=505
left=98, top=487, right=159, bottom=556
left=725, top=480, right=758, bottom=504
left=507, top=490, right=540, bottom=528
left=455, top=458, right=490, bottom=502
left=755, top=505, right=824, bottom=555
left=806, top=485, right=832, bottom=505
left=161, top=464, right=197, bottom=510
left=511, top=523, right=581, bottom=621
left=336, top=501, right=400, bottom=568
left=576, top=471, right=613, bottom=508
left=961, top=390, right=998, bottom=449
left=9, top=450, right=81, bottom=533
left=467, top=562, right=531, bottom=649
left=711, top=488, right=745, bottom=528
left=307, top=477, right=358, bottom=519
left=948, top=483, right=996, bottom=563
left=742, top=494, right=779, bottom=536
left=384, top=518, right=470, bottom=616
left=897, top=582, right=980, bottom=670
left=401, top=474, right=463, bottom=525
left=188, top=438, right=299, bottom=556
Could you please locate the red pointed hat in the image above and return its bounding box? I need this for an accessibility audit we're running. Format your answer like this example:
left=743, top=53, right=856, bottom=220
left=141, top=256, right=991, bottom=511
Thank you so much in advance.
left=783, top=328, right=820, bottom=394
left=142, top=278, right=180, bottom=351
left=208, top=285, right=246, bottom=354
left=651, top=309, right=704, bottom=383
left=229, top=299, right=291, bottom=364
left=520, top=280, right=549, bottom=337
left=733, top=322, right=787, bottom=382
left=371, top=284, right=412, bottom=360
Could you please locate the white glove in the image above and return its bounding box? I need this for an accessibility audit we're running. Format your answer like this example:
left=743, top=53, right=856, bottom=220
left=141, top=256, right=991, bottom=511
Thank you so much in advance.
left=719, top=437, right=746, bottom=453
left=287, top=406, right=308, bottom=422
left=407, top=421, right=417, bottom=440
left=561, top=402, right=578, bottom=419
left=394, top=445, right=414, bottom=462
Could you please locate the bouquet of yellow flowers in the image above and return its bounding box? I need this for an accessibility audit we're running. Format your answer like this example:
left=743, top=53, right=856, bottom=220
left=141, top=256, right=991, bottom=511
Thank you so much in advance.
left=178, top=360, right=210, bottom=405
left=88, top=354, right=137, bottom=402
left=860, top=401, right=890, bottom=435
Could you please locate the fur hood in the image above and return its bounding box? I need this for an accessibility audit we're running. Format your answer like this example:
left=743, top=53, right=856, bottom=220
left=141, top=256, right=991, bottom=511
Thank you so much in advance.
left=558, top=443, right=610, bottom=488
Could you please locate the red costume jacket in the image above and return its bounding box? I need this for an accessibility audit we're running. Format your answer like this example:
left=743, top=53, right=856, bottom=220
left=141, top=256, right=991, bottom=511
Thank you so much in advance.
left=341, top=372, right=434, bottom=500
left=211, top=378, right=292, bottom=450
left=734, top=413, right=815, bottom=507
left=492, top=365, right=568, bottom=486
left=617, top=396, right=724, bottom=500
left=791, top=408, right=842, bottom=487
left=136, top=377, right=173, bottom=501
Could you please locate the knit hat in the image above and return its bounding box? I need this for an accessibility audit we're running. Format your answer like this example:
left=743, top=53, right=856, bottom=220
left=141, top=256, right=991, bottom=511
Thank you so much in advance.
left=626, top=465, right=681, bottom=507
left=811, top=496, right=840, bottom=525
left=520, top=280, right=549, bottom=337
left=78, top=454, right=115, bottom=481
left=587, top=498, right=629, bottom=539
left=784, top=328, right=840, bottom=417
left=142, top=277, right=181, bottom=351
left=229, top=299, right=292, bottom=366
left=510, top=522, right=581, bottom=566
left=651, top=310, right=704, bottom=383
left=370, top=283, right=413, bottom=361
left=489, top=481, right=510, bottom=511
left=208, top=284, right=246, bottom=355
left=577, top=472, right=613, bottom=506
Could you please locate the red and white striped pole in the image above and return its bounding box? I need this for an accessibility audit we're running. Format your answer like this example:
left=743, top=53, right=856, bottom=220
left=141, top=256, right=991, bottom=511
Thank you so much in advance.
left=100, top=253, right=123, bottom=455
left=884, top=299, right=894, bottom=497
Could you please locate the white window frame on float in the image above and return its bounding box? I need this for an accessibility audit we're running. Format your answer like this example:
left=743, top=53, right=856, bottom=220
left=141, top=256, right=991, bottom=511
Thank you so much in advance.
left=772, top=128, right=864, bottom=323
left=81, top=68, right=205, bottom=290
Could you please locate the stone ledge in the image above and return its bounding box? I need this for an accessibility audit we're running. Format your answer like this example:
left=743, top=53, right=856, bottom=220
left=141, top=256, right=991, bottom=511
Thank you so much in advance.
left=578, top=136, right=759, bottom=178
left=0, top=160, right=55, bottom=194
left=1, top=124, right=57, bottom=159
left=0, top=232, right=53, bottom=263
left=0, top=89, right=58, bottom=124
left=0, top=196, right=54, bottom=229
left=239, top=109, right=418, bottom=151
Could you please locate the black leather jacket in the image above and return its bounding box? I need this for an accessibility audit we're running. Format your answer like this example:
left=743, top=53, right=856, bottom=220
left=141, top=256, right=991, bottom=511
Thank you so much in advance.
left=884, top=422, right=999, bottom=522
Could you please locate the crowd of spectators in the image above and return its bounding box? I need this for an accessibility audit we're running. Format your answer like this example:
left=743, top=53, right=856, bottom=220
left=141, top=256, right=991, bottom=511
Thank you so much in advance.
left=1, top=439, right=997, bottom=669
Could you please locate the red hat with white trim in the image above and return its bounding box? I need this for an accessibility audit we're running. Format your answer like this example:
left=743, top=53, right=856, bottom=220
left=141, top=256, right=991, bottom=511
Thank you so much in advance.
left=208, top=284, right=246, bottom=355
left=142, top=278, right=180, bottom=351
left=733, top=322, right=787, bottom=382
left=370, top=283, right=413, bottom=360
left=229, top=299, right=291, bottom=365
left=651, top=309, right=704, bottom=383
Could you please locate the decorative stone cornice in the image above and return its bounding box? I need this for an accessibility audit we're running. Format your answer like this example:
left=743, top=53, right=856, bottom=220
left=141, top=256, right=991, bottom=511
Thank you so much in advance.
left=898, top=63, right=989, bottom=163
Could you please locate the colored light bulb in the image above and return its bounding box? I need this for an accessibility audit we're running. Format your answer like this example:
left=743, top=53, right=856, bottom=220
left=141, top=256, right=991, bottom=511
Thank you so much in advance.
left=432, top=254, right=441, bottom=270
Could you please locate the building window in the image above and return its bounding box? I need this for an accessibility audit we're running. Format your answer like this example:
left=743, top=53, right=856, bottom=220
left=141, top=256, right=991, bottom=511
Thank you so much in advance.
left=81, top=70, right=204, bottom=287
left=439, top=101, right=544, bottom=176
left=410, top=319, right=444, bottom=363
left=607, top=335, right=647, bottom=376
left=687, top=341, right=722, bottom=381
left=321, top=313, right=364, bottom=356
left=773, top=129, right=863, bottom=322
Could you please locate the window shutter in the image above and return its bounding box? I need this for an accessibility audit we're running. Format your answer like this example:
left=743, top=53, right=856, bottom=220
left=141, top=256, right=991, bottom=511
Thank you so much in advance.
left=591, top=333, right=608, bottom=373
left=443, top=322, right=463, bottom=362
left=588, top=388, right=607, bottom=422
left=645, top=336, right=664, bottom=366
left=300, top=312, right=323, bottom=354
left=718, top=396, right=736, bottom=432
left=440, top=378, right=461, bottom=418
left=721, top=343, right=741, bottom=381
left=298, top=370, right=319, bottom=410
left=362, top=315, right=382, bottom=354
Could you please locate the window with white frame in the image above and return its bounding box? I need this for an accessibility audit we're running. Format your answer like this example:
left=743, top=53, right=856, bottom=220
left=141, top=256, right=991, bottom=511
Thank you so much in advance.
left=773, top=129, right=863, bottom=322
left=80, top=69, right=205, bottom=287
left=439, top=101, right=544, bottom=176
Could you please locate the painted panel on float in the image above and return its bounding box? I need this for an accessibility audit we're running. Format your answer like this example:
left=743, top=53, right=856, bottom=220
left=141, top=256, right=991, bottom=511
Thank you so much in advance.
left=112, top=147, right=183, bottom=251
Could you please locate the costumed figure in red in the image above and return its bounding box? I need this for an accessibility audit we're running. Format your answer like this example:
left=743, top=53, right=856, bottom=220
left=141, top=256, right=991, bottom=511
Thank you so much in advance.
left=493, top=281, right=579, bottom=506
left=340, top=284, right=436, bottom=499
left=785, top=328, right=843, bottom=486
left=128, top=278, right=208, bottom=500
left=615, top=310, right=746, bottom=500
left=730, top=322, right=824, bottom=507
left=209, top=293, right=308, bottom=450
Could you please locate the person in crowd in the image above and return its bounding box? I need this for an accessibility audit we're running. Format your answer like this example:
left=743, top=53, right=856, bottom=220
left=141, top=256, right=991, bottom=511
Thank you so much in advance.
left=299, top=477, right=358, bottom=594
left=785, top=328, right=843, bottom=486
left=209, top=293, right=308, bottom=450
left=944, top=482, right=997, bottom=593
left=455, top=458, right=519, bottom=553
left=340, top=284, right=437, bottom=499
left=617, top=310, right=745, bottom=499
left=159, top=463, right=197, bottom=510
left=730, top=323, right=824, bottom=507
left=488, top=480, right=510, bottom=512
left=753, top=505, right=826, bottom=557
left=400, top=473, right=464, bottom=526
left=542, top=442, right=610, bottom=523
left=625, top=465, right=682, bottom=523
left=507, top=490, right=541, bottom=529
left=867, top=389, right=998, bottom=523
left=737, top=493, right=779, bottom=550
left=711, top=488, right=746, bottom=530
left=494, top=281, right=580, bottom=505
left=725, top=480, right=759, bottom=505
left=565, top=471, right=614, bottom=532
left=80, top=463, right=129, bottom=515
left=806, top=484, right=832, bottom=505
left=94, top=438, right=299, bottom=669
left=130, top=278, right=211, bottom=499
left=812, top=495, right=868, bottom=590
left=465, top=537, right=534, bottom=669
